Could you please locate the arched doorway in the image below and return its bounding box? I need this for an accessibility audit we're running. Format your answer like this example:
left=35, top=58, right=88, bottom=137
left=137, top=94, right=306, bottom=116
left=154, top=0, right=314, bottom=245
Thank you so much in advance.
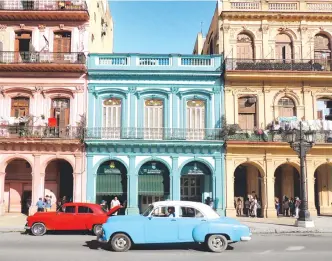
left=274, top=164, right=300, bottom=216
left=277, top=97, right=296, bottom=118
left=236, top=32, right=254, bottom=59
left=234, top=163, right=263, bottom=217
left=96, top=160, right=127, bottom=211
left=45, top=160, right=73, bottom=209
left=138, top=161, right=170, bottom=213
left=314, top=33, right=331, bottom=70
left=180, top=161, right=212, bottom=203
left=314, top=164, right=332, bottom=216
left=4, top=159, right=32, bottom=214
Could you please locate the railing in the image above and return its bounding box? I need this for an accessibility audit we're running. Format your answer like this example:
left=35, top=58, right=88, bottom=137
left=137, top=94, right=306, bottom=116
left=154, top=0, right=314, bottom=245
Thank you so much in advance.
left=226, top=130, right=332, bottom=144
left=268, top=2, right=298, bottom=11
left=85, top=127, right=223, bottom=141
left=0, top=51, right=86, bottom=64
left=0, top=0, right=87, bottom=11
left=230, top=1, right=261, bottom=10
left=225, top=59, right=332, bottom=72
left=0, top=125, right=83, bottom=139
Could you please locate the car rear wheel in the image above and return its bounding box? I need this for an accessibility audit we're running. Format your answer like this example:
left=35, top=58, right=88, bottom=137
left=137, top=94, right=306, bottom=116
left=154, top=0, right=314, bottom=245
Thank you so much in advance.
left=31, top=223, right=47, bottom=236
left=110, top=233, right=132, bottom=252
left=206, top=234, right=228, bottom=253
left=93, top=224, right=103, bottom=236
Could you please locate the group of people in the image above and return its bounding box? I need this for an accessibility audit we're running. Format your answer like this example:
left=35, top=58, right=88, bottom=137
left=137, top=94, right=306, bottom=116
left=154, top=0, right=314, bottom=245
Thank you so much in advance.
left=275, top=196, right=301, bottom=218
left=235, top=193, right=262, bottom=218
left=100, top=196, right=127, bottom=215
left=36, top=195, right=53, bottom=212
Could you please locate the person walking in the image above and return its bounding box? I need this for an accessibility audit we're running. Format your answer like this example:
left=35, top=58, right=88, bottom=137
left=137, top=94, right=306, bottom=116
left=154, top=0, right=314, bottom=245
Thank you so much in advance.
left=110, top=196, right=121, bottom=215
left=275, top=198, right=280, bottom=217
left=100, top=200, right=109, bottom=212
left=236, top=198, right=243, bottom=217
left=36, top=197, right=45, bottom=212
left=283, top=197, right=290, bottom=217
left=289, top=198, right=295, bottom=217
left=245, top=198, right=250, bottom=217
left=252, top=196, right=258, bottom=218
left=295, top=197, right=301, bottom=218
left=44, top=195, right=51, bottom=212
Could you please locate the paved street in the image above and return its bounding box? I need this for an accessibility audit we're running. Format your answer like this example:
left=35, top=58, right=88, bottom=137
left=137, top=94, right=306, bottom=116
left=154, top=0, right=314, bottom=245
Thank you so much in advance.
left=0, top=232, right=331, bottom=261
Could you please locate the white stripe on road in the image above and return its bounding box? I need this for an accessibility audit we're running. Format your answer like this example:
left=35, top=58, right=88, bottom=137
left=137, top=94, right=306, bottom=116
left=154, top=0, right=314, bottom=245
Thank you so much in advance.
left=285, top=246, right=305, bottom=251
left=259, top=250, right=272, bottom=254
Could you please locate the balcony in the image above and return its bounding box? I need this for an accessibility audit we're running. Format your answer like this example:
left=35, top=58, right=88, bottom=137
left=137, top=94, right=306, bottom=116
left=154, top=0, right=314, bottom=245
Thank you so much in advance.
left=0, top=0, right=89, bottom=21
left=225, top=59, right=332, bottom=81
left=0, top=51, right=86, bottom=72
left=89, top=53, right=222, bottom=72
left=0, top=125, right=83, bottom=141
left=84, top=127, right=223, bottom=142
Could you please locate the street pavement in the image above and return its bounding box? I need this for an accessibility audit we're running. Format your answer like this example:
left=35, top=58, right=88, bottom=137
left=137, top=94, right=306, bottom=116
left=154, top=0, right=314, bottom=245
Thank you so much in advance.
left=0, top=232, right=331, bottom=261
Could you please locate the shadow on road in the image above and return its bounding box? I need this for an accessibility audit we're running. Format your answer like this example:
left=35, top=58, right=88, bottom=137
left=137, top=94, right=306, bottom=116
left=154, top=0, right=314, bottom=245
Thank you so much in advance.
left=83, top=240, right=234, bottom=252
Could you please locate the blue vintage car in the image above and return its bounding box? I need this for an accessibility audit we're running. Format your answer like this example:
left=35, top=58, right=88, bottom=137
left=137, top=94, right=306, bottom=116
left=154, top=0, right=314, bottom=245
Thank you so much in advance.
left=98, top=201, right=252, bottom=253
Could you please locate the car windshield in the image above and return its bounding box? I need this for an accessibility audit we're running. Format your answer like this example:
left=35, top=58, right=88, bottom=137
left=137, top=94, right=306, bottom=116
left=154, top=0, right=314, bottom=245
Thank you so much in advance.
left=141, top=204, right=154, bottom=217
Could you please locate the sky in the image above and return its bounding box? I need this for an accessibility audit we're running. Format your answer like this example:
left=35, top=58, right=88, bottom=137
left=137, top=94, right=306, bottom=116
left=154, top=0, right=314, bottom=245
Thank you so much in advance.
left=108, top=1, right=217, bottom=54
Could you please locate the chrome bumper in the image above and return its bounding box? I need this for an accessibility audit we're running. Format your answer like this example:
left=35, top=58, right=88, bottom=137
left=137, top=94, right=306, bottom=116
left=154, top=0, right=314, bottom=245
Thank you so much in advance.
left=240, top=236, right=251, bottom=241
left=97, top=234, right=107, bottom=243
left=24, top=223, right=30, bottom=230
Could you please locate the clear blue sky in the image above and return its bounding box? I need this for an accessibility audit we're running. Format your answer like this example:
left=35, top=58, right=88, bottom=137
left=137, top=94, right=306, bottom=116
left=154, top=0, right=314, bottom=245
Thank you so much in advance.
left=108, top=1, right=216, bottom=54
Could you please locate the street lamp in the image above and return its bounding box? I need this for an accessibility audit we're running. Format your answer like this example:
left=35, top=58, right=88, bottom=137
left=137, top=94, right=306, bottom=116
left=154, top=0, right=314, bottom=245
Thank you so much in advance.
left=286, top=121, right=315, bottom=228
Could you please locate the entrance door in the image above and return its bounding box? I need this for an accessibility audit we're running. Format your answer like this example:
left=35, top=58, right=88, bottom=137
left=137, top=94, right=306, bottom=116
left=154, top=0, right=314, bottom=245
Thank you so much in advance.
left=180, top=176, right=203, bottom=202
left=21, top=190, right=31, bottom=215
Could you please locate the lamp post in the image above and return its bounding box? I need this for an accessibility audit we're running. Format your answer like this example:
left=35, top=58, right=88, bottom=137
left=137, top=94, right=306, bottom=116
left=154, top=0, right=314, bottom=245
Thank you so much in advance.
left=285, top=121, right=315, bottom=228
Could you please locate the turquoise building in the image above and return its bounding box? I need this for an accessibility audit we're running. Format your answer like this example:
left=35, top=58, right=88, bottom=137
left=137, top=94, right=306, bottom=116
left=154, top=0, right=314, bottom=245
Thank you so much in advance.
left=86, top=53, right=225, bottom=215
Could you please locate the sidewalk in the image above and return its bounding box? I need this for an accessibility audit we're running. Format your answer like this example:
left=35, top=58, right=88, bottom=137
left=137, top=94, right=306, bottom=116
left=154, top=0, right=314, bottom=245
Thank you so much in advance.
left=236, top=216, right=332, bottom=234
left=0, top=213, right=27, bottom=232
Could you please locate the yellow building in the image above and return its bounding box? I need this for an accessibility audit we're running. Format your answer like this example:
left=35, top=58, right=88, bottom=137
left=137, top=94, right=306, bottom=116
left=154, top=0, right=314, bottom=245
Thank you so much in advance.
left=197, top=0, right=332, bottom=218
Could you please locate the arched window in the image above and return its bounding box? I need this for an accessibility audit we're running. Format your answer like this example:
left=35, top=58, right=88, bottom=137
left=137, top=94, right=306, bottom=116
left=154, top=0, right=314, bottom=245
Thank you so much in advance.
left=53, top=31, right=71, bottom=53
left=11, top=97, right=29, bottom=117
left=237, top=33, right=254, bottom=59
left=275, top=33, right=293, bottom=60
left=314, top=34, right=331, bottom=61
left=278, top=97, right=296, bottom=117
left=103, top=98, right=122, bottom=128
left=238, top=96, right=257, bottom=130
left=316, top=97, right=332, bottom=120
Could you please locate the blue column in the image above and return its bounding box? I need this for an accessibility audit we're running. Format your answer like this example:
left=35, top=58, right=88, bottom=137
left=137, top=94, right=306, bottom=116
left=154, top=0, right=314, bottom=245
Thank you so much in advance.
left=214, top=155, right=225, bottom=216
left=87, top=92, right=95, bottom=128
left=171, top=89, right=179, bottom=128
left=86, top=154, right=95, bottom=203
left=214, top=90, right=221, bottom=128
left=127, top=155, right=139, bottom=214
left=129, top=93, right=136, bottom=128
left=171, top=156, right=180, bottom=200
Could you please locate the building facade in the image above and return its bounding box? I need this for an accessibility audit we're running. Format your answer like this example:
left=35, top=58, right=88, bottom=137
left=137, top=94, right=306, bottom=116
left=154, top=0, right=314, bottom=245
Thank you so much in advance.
left=86, top=53, right=225, bottom=215
left=198, top=0, right=332, bottom=217
left=0, top=0, right=113, bottom=216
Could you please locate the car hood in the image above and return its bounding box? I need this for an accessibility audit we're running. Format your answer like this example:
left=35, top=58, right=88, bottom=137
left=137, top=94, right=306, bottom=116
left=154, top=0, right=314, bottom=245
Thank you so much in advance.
left=30, top=212, right=58, bottom=218
left=106, top=205, right=122, bottom=216
left=105, top=214, right=143, bottom=223
left=210, top=217, right=242, bottom=225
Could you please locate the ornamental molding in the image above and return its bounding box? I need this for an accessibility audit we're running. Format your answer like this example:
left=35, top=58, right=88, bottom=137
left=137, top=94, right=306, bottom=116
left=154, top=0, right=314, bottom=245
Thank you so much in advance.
left=314, top=87, right=332, bottom=94
left=272, top=88, right=301, bottom=106
left=78, top=25, right=86, bottom=32
left=59, top=24, right=65, bottom=30
left=38, top=24, right=46, bottom=31
left=128, top=86, right=137, bottom=94
left=234, top=87, right=258, bottom=94
left=260, top=24, right=269, bottom=34
left=0, top=24, right=7, bottom=31
left=170, top=86, right=179, bottom=94
left=20, top=24, right=25, bottom=29
left=221, top=24, right=231, bottom=32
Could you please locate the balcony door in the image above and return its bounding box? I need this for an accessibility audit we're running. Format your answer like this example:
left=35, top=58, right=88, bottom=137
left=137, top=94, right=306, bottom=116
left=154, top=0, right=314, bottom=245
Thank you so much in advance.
left=11, top=97, right=29, bottom=118
left=102, top=98, right=122, bottom=139
left=53, top=31, right=71, bottom=62
left=236, top=33, right=254, bottom=60
left=51, top=98, right=70, bottom=128
left=275, top=33, right=293, bottom=61
left=238, top=96, right=257, bottom=130
left=144, top=99, right=163, bottom=139
left=15, top=31, right=32, bottom=62
left=186, top=100, right=205, bottom=140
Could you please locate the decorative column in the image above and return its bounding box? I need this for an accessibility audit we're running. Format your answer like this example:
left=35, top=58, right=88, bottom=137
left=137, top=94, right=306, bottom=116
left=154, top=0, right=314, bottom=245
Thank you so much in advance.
left=225, top=156, right=236, bottom=217
left=265, top=158, right=277, bottom=218
left=214, top=155, right=224, bottom=215
left=0, top=172, right=5, bottom=215
left=40, top=172, right=45, bottom=200
left=86, top=155, right=95, bottom=203
left=171, top=87, right=179, bottom=128
left=127, top=155, right=139, bottom=214
left=73, top=155, right=83, bottom=202
left=30, top=154, right=41, bottom=216
left=171, top=156, right=180, bottom=200
left=306, top=159, right=317, bottom=216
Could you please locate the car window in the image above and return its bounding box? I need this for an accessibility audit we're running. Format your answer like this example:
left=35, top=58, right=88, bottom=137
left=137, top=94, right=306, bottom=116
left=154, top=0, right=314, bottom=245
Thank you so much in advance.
left=151, top=206, right=175, bottom=217
left=142, top=205, right=154, bottom=216
left=64, top=206, right=76, bottom=213
left=180, top=207, right=204, bottom=218
left=78, top=206, right=94, bottom=213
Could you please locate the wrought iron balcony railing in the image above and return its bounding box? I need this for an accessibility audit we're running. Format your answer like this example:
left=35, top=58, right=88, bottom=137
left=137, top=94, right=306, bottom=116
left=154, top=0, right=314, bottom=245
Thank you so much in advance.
left=0, top=51, right=86, bottom=64
left=0, top=0, right=87, bottom=11
left=226, top=130, right=332, bottom=144
left=225, top=59, right=332, bottom=72
left=0, top=125, right=83, bottom=139
left=85, top=127, right=224, bottom=141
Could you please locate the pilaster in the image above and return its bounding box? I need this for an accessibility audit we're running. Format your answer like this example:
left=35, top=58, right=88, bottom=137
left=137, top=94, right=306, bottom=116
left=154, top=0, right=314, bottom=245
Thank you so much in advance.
left=306, top=159, right=317, bottom=216
left=265, top=158, right=277, bottom=218
left=73, top=155, right=83, bottom=202
left=86, top=155, right=95, bottom=203
left=214, top=155, right=224, bottom=215
left=127, top=155, right=139, bottom=214
left=0, top=172, right=5, bottom=216
left=29, top=154, right=41, bottom=216
left=171, top=156, right=180, bottom=200
left=225, top=156, right=236, bottom=217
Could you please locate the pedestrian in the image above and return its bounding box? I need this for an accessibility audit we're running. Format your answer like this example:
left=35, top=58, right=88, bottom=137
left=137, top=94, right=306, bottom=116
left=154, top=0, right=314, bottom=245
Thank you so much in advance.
left=36, top=197, right=45, bottom=212
left=245, top=198, right=250, bottom=217
left=236, top=198, right=242, bottom=217
left=295, top=197, right=301, bottom=218
left=205, top=197, right=214, bottom=208
left=275, top=198, right=280, bottom=217
left=111, top=196, right=121, bottom=215
left=100, top=200, right=109, bottom=212
left=252, top=196, right=258, bottom=218
left=44, top=195, right=51, bottom=212
left=289, top=198, right=295, bottom=217
left=257, top=198, right=262, bottom=217
left=283, top=197, right=290, bottom=217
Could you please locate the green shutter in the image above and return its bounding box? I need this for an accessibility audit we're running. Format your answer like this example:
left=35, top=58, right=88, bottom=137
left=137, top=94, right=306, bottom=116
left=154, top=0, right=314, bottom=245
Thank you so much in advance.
left=96, top=174, right=126, bottom=195
left=138, top=174, right=165, bottom=195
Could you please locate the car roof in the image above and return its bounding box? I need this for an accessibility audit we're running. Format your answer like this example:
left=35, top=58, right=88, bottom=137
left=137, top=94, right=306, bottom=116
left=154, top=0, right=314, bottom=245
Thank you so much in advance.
left=64, top=202, right=100, bottom=208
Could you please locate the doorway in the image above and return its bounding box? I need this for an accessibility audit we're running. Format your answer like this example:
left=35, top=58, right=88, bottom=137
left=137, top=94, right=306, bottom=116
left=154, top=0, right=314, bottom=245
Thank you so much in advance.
left=15, top=31, right=32, bottom=62
left=21, top=190, right=31, bottom=215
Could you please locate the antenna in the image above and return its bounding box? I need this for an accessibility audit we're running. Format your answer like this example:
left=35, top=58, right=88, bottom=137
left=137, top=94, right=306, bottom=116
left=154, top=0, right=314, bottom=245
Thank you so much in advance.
left=200, top=21, right=204, bottom=34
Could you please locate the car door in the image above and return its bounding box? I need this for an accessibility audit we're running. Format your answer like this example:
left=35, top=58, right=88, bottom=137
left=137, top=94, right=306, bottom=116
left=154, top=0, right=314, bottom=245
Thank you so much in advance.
left=54, top=205, right=79, bottom=230
left=77, top=206, right=94, bottom=230
left=177, top=206, right=206, bottom=242
left=144, top=205, right=179, bottom=243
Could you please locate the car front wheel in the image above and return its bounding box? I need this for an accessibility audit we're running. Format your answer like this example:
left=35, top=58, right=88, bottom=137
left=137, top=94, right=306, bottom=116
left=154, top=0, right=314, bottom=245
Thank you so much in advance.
left=110, top=233, right=132, bottom=252
left=206, top=234, right=228, bottom=253
left=93, top=224, right=103, bottom=236
left=31, top=223, right=47, bottom=236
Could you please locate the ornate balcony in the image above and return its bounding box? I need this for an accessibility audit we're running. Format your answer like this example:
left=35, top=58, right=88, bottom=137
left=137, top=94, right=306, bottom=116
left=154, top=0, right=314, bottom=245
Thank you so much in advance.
left=85, top=127, right=223, bottom=142
left=0, top=0, right=89, bottom=21
left=0, top=125, right=83, bottom=141
left=0, top=51, right=86, bottom=72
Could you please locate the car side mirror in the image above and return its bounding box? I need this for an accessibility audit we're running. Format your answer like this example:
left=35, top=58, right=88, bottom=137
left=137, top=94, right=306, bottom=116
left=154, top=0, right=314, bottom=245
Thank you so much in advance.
left=148, top=216, right=153, bottom=220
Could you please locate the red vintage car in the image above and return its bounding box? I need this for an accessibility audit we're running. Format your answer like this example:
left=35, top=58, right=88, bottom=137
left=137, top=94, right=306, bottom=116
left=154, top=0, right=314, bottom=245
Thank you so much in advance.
left=24, top=202, right=121, bottom=236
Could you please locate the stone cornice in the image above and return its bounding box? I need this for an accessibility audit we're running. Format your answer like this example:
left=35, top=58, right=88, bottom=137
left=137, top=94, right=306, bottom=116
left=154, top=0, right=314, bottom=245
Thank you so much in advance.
left=0, top=141, right=84, bottom=153
left=221, top=12, right=332, bottom=21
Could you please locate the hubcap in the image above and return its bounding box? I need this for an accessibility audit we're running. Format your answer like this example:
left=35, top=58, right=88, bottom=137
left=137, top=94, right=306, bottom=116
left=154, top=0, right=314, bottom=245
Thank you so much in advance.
left=211, top=236, right=224, bottom=249
left=95, top=226, right=102, bottom=235
left=115, top=237, right=127, bottom=249
left=33, top=224, right=45, bottom=235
